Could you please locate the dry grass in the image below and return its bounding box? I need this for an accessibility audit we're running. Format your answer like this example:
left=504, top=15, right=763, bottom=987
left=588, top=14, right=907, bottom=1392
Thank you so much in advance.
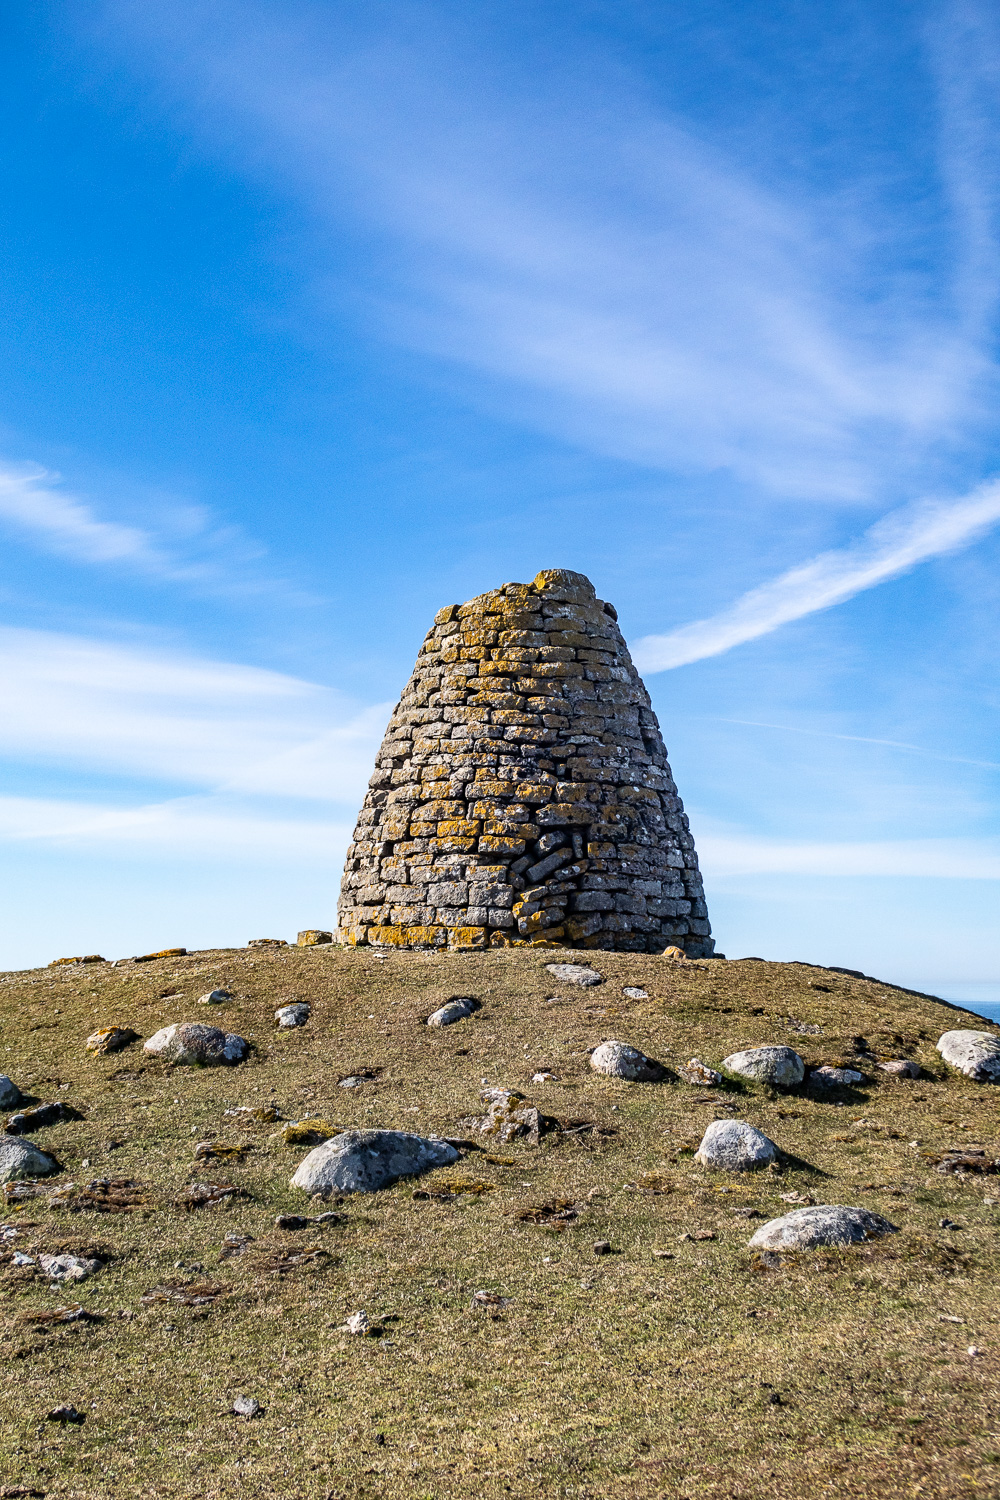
left=0, top=944, right=998, bottom=1499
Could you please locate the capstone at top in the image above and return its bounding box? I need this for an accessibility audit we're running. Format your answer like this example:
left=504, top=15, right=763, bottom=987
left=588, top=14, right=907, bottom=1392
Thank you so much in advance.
left=337, top=569, right=713, bottom=955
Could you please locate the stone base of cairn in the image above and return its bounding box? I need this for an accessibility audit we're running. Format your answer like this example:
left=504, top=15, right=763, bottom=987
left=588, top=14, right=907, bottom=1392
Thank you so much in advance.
left=336, top=569, right=714, bottom=956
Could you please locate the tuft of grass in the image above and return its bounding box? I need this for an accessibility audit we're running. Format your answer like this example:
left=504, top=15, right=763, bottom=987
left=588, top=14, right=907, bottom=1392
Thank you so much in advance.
left=0, top=945, right=998, bottom=1497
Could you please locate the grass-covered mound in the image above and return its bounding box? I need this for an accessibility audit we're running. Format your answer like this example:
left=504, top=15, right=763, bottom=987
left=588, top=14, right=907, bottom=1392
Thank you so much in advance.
left=0, top=944, right=998, bottom=1499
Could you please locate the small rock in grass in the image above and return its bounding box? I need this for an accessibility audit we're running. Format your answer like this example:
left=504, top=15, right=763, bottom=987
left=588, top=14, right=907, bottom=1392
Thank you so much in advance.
left=248, top=938, right=287, bottom=949
left=622, top=986, right=648, bottom=999
left=662, top=946, right=687, bottom=960
left=275, top=1003, right=311, bottom=1029
left=46, top=1405, right=85, bottom=1425
left=427, top=998, right=477, bottom=1028
left=678, top=1058, right=723, bottom=1087
left=198, top=989, right=232, bottom=1005
left=345, top=1310, right=372, bottom=1335
left=592, top=1240, right=611, bottom=1256
left=936, top=1030, right=1000, bottom=1083
left=290, top=1129, right=459, bottom=1196
left=810, top=1065, right=864, bottom=1086
left=695, top=1120, right=778, bottom=1171
left=879, top=1059, right=920, bottom=1078
left=297, top=930, right=333, bottom=946
left=748, top=1205, right=898, bottom=1252
left=721, top=1046, right=805, bottom=1088
left=339, top=1077, right=363, bottom=1089
left=462, top=1089, right=548, bottom=1145
left=85, top=1026, right=139, bottom=1056
left=143, top=1022, right=248, bottom=1066
left=531, top=1070, right=559, bottom=1083
left=38, top=1253, right=101, bottom=1283
left=0, top=1075, right=22, bottom=1110
left=590, top=1040, right=664, bottom=1082
left=544, top=963, right=602, bottom=987
left=232, top=1395, right=262, bottom=1418
left=6, top=1103, right=79, bottom=1134
left=0, top=1138, right=60, bottom=1184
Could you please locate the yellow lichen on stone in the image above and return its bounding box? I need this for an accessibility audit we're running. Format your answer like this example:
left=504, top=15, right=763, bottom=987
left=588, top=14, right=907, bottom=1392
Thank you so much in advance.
left=448, top=927, right=487, bottom=949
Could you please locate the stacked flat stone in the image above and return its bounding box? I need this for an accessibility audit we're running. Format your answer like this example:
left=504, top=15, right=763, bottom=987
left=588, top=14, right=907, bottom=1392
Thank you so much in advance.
left=336, top=569, right=714, bottom=956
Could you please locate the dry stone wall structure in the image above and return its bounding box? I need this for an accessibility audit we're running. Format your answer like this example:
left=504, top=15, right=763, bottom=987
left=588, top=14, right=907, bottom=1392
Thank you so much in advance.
left=336, top=569, right=714, bottom=956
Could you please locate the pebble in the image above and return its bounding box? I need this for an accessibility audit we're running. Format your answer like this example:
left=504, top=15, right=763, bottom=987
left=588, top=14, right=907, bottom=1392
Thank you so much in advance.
left=678, top=1058, right=723, bottom=1087
left=85, top=1026, right=139, bottom=1056
left=622, top=987, right=648, bottom=999
left=232, top=1396, right=262, bottom=1418
left=290, top=1129, right=459, bottom=1196
left=346, top=1310, right=372, bottom=1335
left=46, top=1405, right=85, bottom=1425
left=592, top=1240, right=611, bottom=1256
left=0, top=1138, right=61, bottom=1184
left=544, top=963, right=603, bottom=987
left=721, top=1046, right=805, bottom=1088
left=531, top=1070, right=559, bottom=1083
left=694, top=1120, right=778, bottom=1171
left=936, top=1030, right=1000, bottom=1083
left=0, top=1075, right=21, bottom=1110
left=198, top=989, right=232, bottom=1004
left=143, top=1022, right=248, bottom=1066
left=748, top=1204, right=899, bottom=1252
left=878, top=1059, right=920, bottom=1078
left=275, top=1003, right=311, bottom=1029
left=427, top=998, right=477, bottom=1028
left=38, top=1253, right=101, bottom=1283
left=809, top=1065, right=865, bottom=1086
left=589, top=1040, right=664, bottom=1082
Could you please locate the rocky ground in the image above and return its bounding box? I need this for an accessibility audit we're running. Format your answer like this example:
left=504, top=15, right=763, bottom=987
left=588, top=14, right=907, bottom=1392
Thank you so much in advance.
left=0, top=942, right=998, bottom=1500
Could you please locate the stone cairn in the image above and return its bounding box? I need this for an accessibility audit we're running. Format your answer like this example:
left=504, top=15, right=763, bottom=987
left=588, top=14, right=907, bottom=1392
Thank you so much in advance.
left=336, top=569, right=714, bottom=956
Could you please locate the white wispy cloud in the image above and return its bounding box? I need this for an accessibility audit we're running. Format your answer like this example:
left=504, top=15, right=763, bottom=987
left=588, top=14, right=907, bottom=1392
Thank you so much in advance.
left=0, top=462, right=169, bottom=567
left=87, top=0, right=1000, bottom=503
left=698, top=833, right=1000, bottom=879
left=0, top=793, right=351, bottom=859
left=0, top=627, right=390, bottom=802
left=633, top=479, right=1000, bottom=671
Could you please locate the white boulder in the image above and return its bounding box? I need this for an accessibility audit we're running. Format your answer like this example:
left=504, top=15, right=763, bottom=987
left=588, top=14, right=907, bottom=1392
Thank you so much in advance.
left=427, top=998, right=477, bottom=1028
left=275, top=1003, right=311, bottom=1028
left=544, top=963, right=602, bottom=987
left=290, top=1129, right=459, bottom=1196
left=936, top=1030, right=1000, bottom=1083
left=589, top=1040, right=663, bottom=1081
left=143, top=1022, right=248, bottom=1065
left=694, top=1119, right=778, bottom=1170
left=0, top=1137, right=60, bottom=1183
left=748, top=1205, right=899, bottom=1252
left=0, top=1075, right=22, bottom=1110
left=721, top=1046, right=805, bottom=1088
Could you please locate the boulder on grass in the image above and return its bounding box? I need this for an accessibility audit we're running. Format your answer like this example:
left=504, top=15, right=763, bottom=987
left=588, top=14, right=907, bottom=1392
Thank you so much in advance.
left=936, top=1031, right=1000, bottom=1083
left=85, top=1027, right=139, bottom=1056
left=427, top=998, right=477, bottom=1028
left=275, top=1003, right=311, bottom=1029
left=0, top=1137, right=60, bottom=1183
left=590, top=1040, right=664, bottom=1081
left=0, top=1075, right=22, bottom=1110
left=748, top=1205, right=899, bottom=1252
left=544, top=963, right=602, bottom=987
left=290, top=1129, right=459, bottom=1196
left=694, top=1119, right=778, bottom=1170
left=721, top=1046, right=805, bottom=1088
left=143, top=1023, right=248, bottom=1066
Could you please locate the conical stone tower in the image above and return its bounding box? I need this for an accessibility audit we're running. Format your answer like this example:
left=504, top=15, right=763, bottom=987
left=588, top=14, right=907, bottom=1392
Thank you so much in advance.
left=337, top=569, right=714, bottom=956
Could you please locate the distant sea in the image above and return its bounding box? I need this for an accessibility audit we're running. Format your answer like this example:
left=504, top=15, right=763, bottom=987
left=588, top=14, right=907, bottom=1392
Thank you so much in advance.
left=931, top=984, right=1000, bottom=1025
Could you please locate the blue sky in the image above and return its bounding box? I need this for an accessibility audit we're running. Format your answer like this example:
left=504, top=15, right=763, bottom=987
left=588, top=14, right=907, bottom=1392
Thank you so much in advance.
left=1, top=0, right=998, bottom=1003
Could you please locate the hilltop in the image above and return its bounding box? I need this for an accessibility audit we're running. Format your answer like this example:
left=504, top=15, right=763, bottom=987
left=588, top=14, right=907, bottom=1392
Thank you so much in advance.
left=0, top=944, right=998, bottom=1500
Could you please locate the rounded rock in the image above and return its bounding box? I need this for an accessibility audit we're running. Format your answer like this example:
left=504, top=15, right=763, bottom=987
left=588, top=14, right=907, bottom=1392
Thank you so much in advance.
left=589, top=1040, right=663, bottom=1082
left=290, top=1129, right=459, bottom=1196
left=695, top=1119, right=778, bottom=1170
left=143, top=1022, right=248, bottom=1066
left=936, top=1030, right=1000, bottom=1083
left=545, top=963, right=603, bottom=987
left=878, top=1058, right=920, bottom=1078
left=721, top=1046, right=805, bottom=1089
left=810, top=1065, right=864, bottom=1086
left=427, top=998, right=477, bottom=1028
left=748, top=1205, right=899, bottom=1252
left=678, top=1058, right=723, bottom=1087
left=275, top=1003, right=311, bottom=1029
left=0, top=1137, right=60, bottom=1183
left=0, top=1074, right=22, bottom=1110
left=85, top=1026, right=139, bottom=1056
